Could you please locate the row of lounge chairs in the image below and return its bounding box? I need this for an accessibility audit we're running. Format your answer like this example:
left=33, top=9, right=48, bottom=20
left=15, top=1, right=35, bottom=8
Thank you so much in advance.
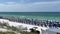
left=0, top=16, right=60, bottom=28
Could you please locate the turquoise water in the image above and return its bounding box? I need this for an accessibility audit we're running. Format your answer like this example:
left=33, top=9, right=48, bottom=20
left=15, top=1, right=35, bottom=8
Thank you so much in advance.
left=0, top=12, right=60, bottom=21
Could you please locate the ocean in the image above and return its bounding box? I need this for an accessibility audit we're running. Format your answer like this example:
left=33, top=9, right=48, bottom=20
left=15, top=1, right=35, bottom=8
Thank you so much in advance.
left=0, top=12, right=60, bottom=21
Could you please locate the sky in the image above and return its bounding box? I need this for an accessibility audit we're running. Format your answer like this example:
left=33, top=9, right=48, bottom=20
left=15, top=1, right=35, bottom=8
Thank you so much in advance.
left=0, top=0, right=60, bottom=12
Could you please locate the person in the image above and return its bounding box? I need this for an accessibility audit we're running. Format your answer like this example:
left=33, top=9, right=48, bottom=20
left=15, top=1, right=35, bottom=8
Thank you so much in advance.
left=48, top=21, right=52, bottom=28
left=57, top=23, right=60, bottom=27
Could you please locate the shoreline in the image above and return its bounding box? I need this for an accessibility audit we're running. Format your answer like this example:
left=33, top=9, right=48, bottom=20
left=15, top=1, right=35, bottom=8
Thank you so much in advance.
left=0, top=16, right=60, bottom=28
left=0, top=15, right=60, bottom=21
left=0, top=18, right=60, bottom=34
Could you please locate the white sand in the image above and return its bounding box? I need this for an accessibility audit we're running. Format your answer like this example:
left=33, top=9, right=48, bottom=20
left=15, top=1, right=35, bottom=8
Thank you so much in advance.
left=0, top=19, right=48, bottom=31
left=0, top=19, right=60, bottom=33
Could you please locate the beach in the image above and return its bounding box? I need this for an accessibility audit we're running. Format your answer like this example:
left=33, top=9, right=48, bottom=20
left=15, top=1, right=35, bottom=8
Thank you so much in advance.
left=0, top=12, right=60, bottom=34
left=0, top=18, right=60, bottom=34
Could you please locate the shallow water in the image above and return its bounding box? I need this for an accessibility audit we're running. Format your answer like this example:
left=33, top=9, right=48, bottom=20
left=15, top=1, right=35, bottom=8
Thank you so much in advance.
left=0, top=12, right=60, bottom=21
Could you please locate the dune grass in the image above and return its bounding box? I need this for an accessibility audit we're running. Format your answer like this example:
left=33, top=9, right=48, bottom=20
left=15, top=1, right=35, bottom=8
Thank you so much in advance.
left=0, top=32, right=15, bottom=34
left=0, top=22, right=40, bottom=34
